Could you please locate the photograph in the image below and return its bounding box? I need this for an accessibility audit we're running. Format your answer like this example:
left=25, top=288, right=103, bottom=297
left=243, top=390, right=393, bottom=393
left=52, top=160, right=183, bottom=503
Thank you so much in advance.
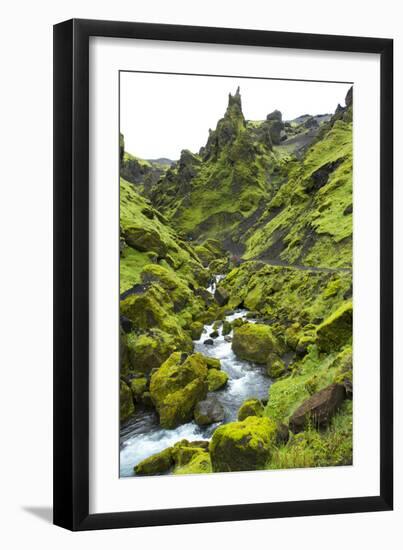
left=118, top=72, right=353, bottom=477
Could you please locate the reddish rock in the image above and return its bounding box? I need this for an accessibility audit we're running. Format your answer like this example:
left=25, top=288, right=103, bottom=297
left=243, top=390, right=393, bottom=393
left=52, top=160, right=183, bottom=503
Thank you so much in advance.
left=289, top=383, right=346, bottom=433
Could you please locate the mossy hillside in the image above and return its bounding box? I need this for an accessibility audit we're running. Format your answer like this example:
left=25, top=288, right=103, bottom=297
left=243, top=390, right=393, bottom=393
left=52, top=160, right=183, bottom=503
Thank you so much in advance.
left=120, top=177, right=208, bottom=293
left=147, top=89, right=284, bottom=248
left=243, top=120, right=352, bottom=268
left=221, top=261, right=351, bottom=331
left=120, top=140, right=169, bottom=188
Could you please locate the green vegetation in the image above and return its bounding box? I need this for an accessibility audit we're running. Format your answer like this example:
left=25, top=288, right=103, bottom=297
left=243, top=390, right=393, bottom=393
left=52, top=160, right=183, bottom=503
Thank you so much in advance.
left=120, top=85, right=353, bottom=476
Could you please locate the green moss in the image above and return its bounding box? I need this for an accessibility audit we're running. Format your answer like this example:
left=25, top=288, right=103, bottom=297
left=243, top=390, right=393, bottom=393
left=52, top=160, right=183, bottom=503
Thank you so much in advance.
left=238, top=398, right=264, bottom=421
left=221, top=261, right=351, bottom=331
left=134, top=447, right=173, bottom=475
left=120, top=380, right=134, bottom=422
left=266, top=353, right=286, bottom=378
left=232, top=323, right=279, bottom=363
left=265, top=344, right=349, bottom=423
left=126, top=329, right=191, bottom=374
left=174, top=452, right=212, bottom=475
left=210, top=416, right=277, bottom=472
left=130, top=377, right=148, bottom=401
left=190, top=321, right=204, bottom=340
left=316, top=301, right=352, bottom=352
left=243, top=120, right=352, bottom=268
left=207, top=369, right=228, bottom=391
left=150, top=352, right=208, bottom=428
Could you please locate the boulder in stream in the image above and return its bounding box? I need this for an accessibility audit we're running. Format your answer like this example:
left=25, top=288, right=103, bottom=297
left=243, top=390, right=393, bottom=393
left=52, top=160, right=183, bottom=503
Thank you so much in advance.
left=210, top=416, right=277, bottom=472
left=214, top=286, right=229, bottom=306
left=194, top=397, right=225, bottom=426
left=207, top=368, right=229, bottom=391
left=150, top=352, right=208, bottom=429
left=135, top=447, right=173, bottom=475
left=232, top=323, right=279, bottom=364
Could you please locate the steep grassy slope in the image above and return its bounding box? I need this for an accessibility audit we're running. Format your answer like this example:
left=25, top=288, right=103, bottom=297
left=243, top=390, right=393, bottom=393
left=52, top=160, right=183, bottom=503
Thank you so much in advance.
left=243, top=118, right=352, bottom=267
left=120, top=177, right=208, bottom=293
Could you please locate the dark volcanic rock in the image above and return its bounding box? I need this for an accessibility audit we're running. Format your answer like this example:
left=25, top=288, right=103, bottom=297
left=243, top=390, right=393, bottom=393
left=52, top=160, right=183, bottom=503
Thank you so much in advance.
left=289, top=383, right=346, bottom=433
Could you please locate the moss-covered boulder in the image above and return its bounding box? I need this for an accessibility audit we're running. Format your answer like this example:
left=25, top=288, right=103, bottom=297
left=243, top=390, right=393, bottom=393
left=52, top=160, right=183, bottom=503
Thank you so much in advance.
left=120, top=380, right=134, bottom=422
left=134, top=447, right=173, bottom=475
left=222, top=320, right=232, bottom=336
left=207, top=369, right=228, bottom=391
left=214, top=286, right=229, bottom=307
left=126, top=329, right=191, bottom=374
left=210, top=416, right=277, bottom=472
left=150, top=352, right=209, bottom=428
left=140, top=264, right=192, bottom=312
left=130, top=377, right=148, bottom=401
left=232, top=323, right=279, bottom=363
left=124, top=225, right=167, bottom=257
left=266, top=353, right=286, bottom=378
left=237, top=398, right=264, bottom=421
left=316, top=302, right=352, bottom=352
left=190, top=321, right=204, bottom=340
left=201, top=355, right=221, bottom=370
left=171, top=439, right=208, bottom=467
left=120, top=285, right=195, bottom=344
left=174, top=452, right=212, bottom=475
left=194, top=397, right=225, bottom=425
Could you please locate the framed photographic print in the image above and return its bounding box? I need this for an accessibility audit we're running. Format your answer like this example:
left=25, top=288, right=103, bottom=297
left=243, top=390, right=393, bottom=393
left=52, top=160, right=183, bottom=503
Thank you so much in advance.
left=53, top=19, right=393, bottom=530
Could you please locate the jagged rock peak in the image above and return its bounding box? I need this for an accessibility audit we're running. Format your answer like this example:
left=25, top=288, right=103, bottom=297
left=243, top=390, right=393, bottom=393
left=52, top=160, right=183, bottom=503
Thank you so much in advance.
left=345, top=86, right=353, bottom=108
left=225, top=86, right=244, bottom=119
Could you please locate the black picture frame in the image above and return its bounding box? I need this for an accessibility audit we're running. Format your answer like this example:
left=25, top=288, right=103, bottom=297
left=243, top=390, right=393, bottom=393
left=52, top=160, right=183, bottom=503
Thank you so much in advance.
left=53, top=18, right=393, bottom=531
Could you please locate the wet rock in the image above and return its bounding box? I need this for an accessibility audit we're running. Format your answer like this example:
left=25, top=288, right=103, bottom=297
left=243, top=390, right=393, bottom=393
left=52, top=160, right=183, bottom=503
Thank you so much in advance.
left=204, top=339, right=214, bottom=346
left=209, top=330, right=219, bottom=339
left=194, top=397, right=225, bottom=426
left=289, top=383, right=346, bottom=433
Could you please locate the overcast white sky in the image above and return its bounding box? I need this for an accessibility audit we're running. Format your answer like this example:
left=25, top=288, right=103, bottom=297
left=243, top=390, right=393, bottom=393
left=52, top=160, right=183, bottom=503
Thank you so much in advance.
left=120, top=72, right=351, bottom=160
